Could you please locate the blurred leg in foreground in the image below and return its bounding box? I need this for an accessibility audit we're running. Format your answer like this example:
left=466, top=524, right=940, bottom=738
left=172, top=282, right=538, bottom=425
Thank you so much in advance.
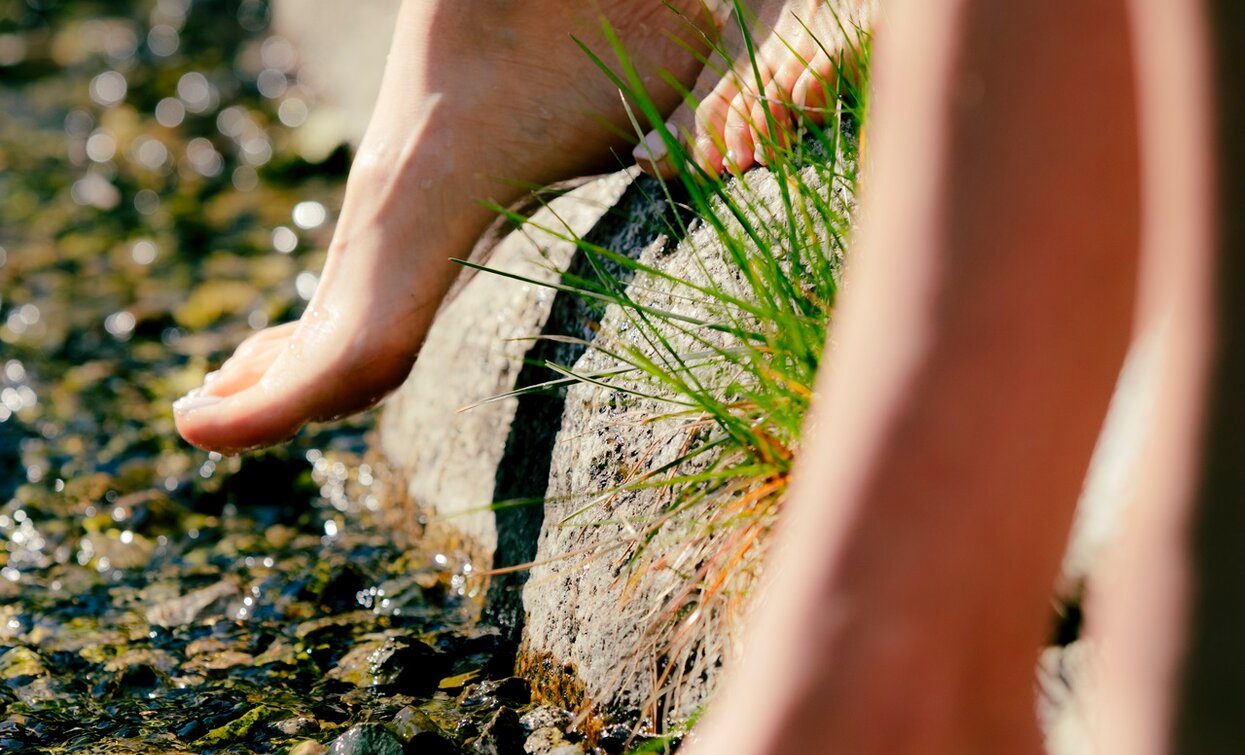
left=689, top=0, right=1145, bottom=750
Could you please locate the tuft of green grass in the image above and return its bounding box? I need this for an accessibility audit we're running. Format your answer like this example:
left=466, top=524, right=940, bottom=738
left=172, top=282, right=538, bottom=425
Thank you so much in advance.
left=462, top=0, right=871, bottom=735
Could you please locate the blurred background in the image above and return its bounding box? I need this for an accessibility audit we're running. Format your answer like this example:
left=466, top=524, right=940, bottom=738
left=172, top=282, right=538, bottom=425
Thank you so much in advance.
left=0, top=3, right=498, bottom=751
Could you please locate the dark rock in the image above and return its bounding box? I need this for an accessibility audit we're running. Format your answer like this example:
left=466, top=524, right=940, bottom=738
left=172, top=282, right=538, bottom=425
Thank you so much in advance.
left=317, top=563, right=369, bottom=614
left=468, top=707, right=524, bottom=755
left=391, top=706, right=458, bottom=754
left=329, top=722, right=404, bottom=755
left=176, top=720, right=206, bottom=741
left=328, top=634, right=450, bottom=694
left=596, top=725, right=634, bottom=754
left=457, top=677, right=530, bottom=709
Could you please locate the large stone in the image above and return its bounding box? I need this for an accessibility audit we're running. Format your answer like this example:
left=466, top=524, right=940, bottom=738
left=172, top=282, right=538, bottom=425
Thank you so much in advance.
left=514, top=165, right=839, bottom=723
left=377, top=174, right=633, bottom=605
left=377, top=155, right=849, bottom=725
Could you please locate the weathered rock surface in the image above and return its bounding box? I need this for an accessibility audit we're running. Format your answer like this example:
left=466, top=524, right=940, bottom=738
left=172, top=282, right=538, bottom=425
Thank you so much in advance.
left=377, top=174, right=633, bottom=609
left=378, top=157, right=843, bottom=725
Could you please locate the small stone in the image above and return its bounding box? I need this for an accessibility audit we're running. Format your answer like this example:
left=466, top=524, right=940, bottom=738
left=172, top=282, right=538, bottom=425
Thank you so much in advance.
left=328, top=634, right=449, bottom=694
left=520, top=706, right=573, bottom=734
left=458, top=676, right=531, bottom=708
left=274, top=715, right=319, bottom=736
left=328, top=722, right=404, bottom=755
left=289, top=741, right=328, bottom=755
left=0, top=647, right=46, bottom=681
left=470, top=707, right=525, bottom=755
left=596, top=725, right=634, bottom=754
left=524, top=726, right=571, bottom=754
left=146, top=579, right=239, bottom=628
left=392, top=706, right=457, bottom=754
left=392, top=705, right=442, bottom=740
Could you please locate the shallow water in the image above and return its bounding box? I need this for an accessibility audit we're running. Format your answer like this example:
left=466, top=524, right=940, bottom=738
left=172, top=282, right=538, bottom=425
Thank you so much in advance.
left=0, top=1, right=548, bottom=752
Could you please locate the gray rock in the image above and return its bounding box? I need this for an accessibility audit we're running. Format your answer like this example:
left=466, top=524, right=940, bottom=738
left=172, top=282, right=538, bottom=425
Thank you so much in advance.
left=519, top=706, right=573, bottom=734
left=145, top=578, right=238, bottom=628
left=377, top=174, right=630, bottom=617
left=378, top=151, right=851, bottom=723
left=327, top=633, right=449, bottom=694
left=329, top=722, right=405, bottom=755
left=518, top=164, right=843, bottom=721
left=524, top=726, right=586, bottom=755
left=273, top=715, right=318, bottom=736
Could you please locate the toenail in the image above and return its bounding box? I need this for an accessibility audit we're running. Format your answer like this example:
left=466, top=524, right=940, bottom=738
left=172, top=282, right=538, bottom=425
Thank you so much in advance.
left=173, top=394, right=223, bottom=415
left=754, top=146, right=768, bottom=166
left=203, top=370, right=222, bottom=384
left=636, top=130, right=668, bottom=162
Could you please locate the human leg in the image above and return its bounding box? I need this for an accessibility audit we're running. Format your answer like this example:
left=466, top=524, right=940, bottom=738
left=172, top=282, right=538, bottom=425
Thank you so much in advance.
left=1088, top=0, right=1240, bottom=751
left=173, top=0, right=715, bottom=453
left=686, top=0, right=1140, bottom=751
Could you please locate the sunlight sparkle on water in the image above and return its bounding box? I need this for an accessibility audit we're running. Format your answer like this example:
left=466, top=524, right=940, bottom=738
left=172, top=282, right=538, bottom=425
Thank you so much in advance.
left=176, top=71, right=216, bottom=113
left=133, top=136, right=170, bottom=170
left=154, top=96, right=185, bottom=127
left=147, top=24, right=179, bottom=56
left=292, top=201, right=326, bottom=230
left=272, top=225, right=297, bottom=253
left=89, top=71, right=127, bottom=107
left=134, top=189, right=160, bottom=215
left=85, top=130, right=116, bottom=162
left=295, top=272, right=319, bottom=301
left=256, top=68, right=287, bottom=99
left=105, top=311, right=136, bottom=340
left=131, top=239, right=158, bottom=265
left=278, top=96, right=308, bottom=128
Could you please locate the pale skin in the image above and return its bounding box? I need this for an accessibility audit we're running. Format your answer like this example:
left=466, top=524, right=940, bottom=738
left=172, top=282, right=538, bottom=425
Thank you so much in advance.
left=174, top=0, right=1239, bottom=751
left=172, top=0, right=868, bottom=452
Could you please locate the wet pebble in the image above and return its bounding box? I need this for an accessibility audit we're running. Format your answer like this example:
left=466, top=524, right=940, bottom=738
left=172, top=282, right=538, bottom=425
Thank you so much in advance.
left=525, top=727, right=578, bottom=754
left=0, top=646, right=46, bottom=680
left=596, top=725, right=640, bottom=754
left=327, top=633, right=449, bottom=694
left=273, top=714, right=318, bottom=736
left=458, top=676, right=531, bottom=708
left=468, top=707, right=526, bottom=755
left=520, top=705, right=574, bottom=733
left=391, top=704, right=457, bottom=751
left=145, top=578, right=239, bottom=628
left=290, top=741, right=329, bottom=755
left=328, top=722, right=405, bottom=755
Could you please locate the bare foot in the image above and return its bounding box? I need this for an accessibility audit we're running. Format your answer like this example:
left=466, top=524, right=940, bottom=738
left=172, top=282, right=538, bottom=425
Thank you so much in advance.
left=173, top=0, right=715, bottom=454
left=634, top=0, right=874, bottom=177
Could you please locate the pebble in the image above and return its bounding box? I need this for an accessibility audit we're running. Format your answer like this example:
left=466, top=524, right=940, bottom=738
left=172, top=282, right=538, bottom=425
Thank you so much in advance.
left=328, top=634, right=449, bottom=693
left=290, top=741, right=328, bottom=755
left=469, top=707, right=526, bottom=755
left=329, top=722, right=405, bottom=755
left=520, top=706, right=574, bottom=733
left=458, top=676, right=532, bottom=708
left=273, top=715, right=319, bottom=736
